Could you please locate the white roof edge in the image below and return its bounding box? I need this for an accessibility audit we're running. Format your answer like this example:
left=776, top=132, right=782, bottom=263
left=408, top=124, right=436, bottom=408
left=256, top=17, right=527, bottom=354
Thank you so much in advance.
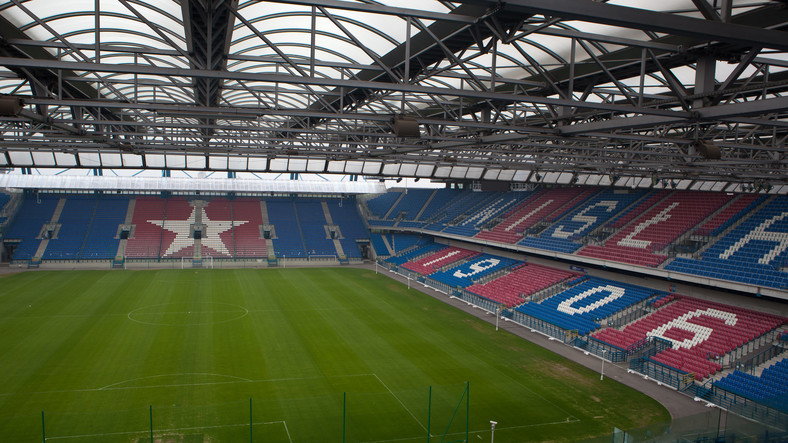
left=0, top=174, right=386, bottom=194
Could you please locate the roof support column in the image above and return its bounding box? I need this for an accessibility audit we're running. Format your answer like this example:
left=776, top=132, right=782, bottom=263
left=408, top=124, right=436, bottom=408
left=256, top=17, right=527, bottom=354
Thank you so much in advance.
left=694, top=55, right=716, bottom=109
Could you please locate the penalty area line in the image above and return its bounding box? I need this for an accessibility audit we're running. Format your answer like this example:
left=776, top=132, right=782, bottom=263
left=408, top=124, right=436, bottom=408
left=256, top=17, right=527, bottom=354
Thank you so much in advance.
left=45, top=420, right=290, bottom=441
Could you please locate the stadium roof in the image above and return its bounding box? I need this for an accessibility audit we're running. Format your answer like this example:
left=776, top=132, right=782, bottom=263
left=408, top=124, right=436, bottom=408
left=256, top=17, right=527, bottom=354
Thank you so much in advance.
left=0, top=0, right=785, bottom=190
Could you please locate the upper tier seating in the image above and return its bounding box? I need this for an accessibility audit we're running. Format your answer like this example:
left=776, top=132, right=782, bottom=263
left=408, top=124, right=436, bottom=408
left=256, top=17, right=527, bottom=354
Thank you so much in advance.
left=229, top=199, right=267, bottom=258
left=442, top=192, right=527, bottom=238
left=0, top=192, right=10, bottom=212
left=43, top=196, right=97, bottom=260
left=695, top=194, right=766, bottom=237
left=77, top=196, right=128, bottom=259
left=467, top=263, right=576, bottom=307
left=579, top=191, right=730, bottom=267
left=268, top=199, right=307, bottom=258
left=520, top=190, right=646, bottom=253
left=592, top=296, right=786, bottom=379
left=124, top=197, right=196, bottom=258
left=326, top=198, right=368, bottom=258
left=388, top=189, right=434, bottom=221
left=366, top=192, right=401, bottom=218
left=515, top=277, right=664, bottom=335
left=125, top=197, right=167, bottom=258
left=416, top=189, right=462, bottom=221
left=713, top=359, right=788, bottom=412
left=4, top=194, right=59, bottom=259
left=296, top=200, right=335, bottom=256
left=429, top=254, right=519, bottom=288
left=201, top=198, right=234, bottom=257
left=666, top=196, right=788, bottom=289
left=423, top=192, right=505, bottom=231
left=401, top=246, right=478, bottom=275
left=156, top=198, right=196, bottom=259
left=476, top=188, right=590, bottom=244
left=606, top=190, right=670, bottom=229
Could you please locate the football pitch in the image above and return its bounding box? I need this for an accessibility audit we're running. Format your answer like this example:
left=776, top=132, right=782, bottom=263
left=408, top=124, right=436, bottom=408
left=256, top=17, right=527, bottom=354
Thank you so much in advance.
left=0, top=268, right=669, bottom=442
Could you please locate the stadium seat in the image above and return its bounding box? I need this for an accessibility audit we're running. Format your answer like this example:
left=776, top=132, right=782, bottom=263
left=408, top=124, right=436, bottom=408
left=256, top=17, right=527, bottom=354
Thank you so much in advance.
left=515, top=277, right=664, bottom=335
left=467, top=263, right=576, bottom=307
left=579, top=191, right=730, bottom=267
left=429, top=254, right=519, bottom=288
left=593, top=296, right=786, bottom=379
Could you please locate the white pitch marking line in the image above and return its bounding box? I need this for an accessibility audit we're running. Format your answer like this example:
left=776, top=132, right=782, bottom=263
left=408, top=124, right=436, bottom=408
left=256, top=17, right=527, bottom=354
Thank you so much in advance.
left=45, top=420, right=288, bottom=441
left=98, top=372, right=253, bottom=390
left=371, top=373, right=428, bottom=433
left=0, top=373, right=374, bottom=397
left=282, top=420, right=293, bottom=443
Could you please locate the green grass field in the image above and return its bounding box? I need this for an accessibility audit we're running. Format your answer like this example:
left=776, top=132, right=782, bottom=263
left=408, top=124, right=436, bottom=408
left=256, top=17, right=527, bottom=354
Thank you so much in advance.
left=0, top=268, right=669, bottom=442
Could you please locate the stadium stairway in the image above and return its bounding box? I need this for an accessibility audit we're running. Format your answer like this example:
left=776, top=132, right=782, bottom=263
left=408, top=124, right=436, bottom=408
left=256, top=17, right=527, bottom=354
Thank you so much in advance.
left=321, top=201, right=346, bottom=260
left=33, top=197, right=67, bottom=260
left=115, top=199, right=135, bottom=260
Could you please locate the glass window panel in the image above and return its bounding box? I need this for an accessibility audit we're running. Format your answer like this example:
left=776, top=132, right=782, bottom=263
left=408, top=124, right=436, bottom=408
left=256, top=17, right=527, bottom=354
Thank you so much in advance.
left=269, top=158, right=288, bottom=171
left=513, top=170, right=530, bottom=182
left=382, top=163, right=400, bottom=175
left=484, top=169, right=500, bottom=180
left=78, top=152, right=101, bottom=167
left=363, top=161, right=381, bottom=174
left=248, top=157, right=267, bottom=171
left=54, top=152, right=77, bottom=167
left=449, top=166, right=467, bottom=178
left=228, top=156, right=248, bottom=171
left=185, top=155, right=206, bottom=170
left=498, top=170, right=515, bottom=181
left=165, top=154, right=185, bottom=169
left=466, top=167, right=483, bottom=179
left=399, top=163, right=417, bottom=175
left=416, top=164, right=434, bottom=177
left=145, top=154, right=165, bottom=168
left=327, top=161, right=346, bottom=173
left=31, top=151, right=55, bottom=166
left=209, top=155, right=228, bottom=169
left=306, top=159, right=325, bottom=172
left=100, top=153, right=122, bottom=167
left=345, top=161, right=363, bottom=173
left=121, top=153, right=143, bottom=167
left=434, top=166, right=451, bottom=178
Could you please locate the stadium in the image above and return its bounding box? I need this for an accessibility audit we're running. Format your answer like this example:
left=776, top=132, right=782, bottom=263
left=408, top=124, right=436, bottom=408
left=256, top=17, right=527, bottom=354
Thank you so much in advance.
left=0, top=0, right=785, bottom=441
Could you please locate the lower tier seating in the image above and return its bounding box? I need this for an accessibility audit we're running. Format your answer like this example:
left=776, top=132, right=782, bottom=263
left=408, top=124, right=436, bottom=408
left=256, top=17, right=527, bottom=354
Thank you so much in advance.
left=713, top=359, right=788, bottom=412
left=515, top=277, right=664, bottom=335
left=593, top=296, right=786, bottom=379
left=401, top=246, right=478, bottom=275
left=467, top=263, right=576, bottom=307
left=428, top=254, right=518, bottom=288
left=385, top=242, right=444, bottom=265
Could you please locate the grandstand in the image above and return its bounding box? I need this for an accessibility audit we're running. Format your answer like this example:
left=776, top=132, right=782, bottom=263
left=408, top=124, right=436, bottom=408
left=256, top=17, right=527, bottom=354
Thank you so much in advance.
left=0, top=0, right=786, bottom=440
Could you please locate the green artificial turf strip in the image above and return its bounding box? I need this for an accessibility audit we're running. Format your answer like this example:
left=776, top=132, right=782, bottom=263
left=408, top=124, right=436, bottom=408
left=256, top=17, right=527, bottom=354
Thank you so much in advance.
left=0, top=268, right=669, bottom=442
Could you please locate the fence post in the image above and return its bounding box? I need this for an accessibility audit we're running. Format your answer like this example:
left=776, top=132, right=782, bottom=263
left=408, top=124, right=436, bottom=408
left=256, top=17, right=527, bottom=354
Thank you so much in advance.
left=465, top=381, right=470, bottom=443
left=342, top=392, right=347, bottom=443
left=41, top=411, right=45, bottom=443
left=149, top=405, right=153, bottom=443
left=426, top=386, right=432, bottom=443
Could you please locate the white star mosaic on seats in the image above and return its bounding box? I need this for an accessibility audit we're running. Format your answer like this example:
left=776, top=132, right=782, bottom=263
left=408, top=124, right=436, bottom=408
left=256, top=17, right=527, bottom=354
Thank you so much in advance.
left=148, top=207, right=248, bottom=257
